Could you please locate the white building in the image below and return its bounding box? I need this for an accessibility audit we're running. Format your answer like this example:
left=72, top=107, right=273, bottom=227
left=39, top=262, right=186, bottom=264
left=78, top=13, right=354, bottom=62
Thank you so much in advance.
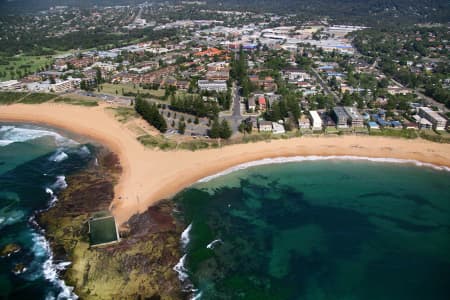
left=272, top=122, right=286, bottom=134
left=298, top=115, right=311, bottom=129
left=0, top=80, right=21, bottom=90
left=309, top=111, right=323, bottom=130
left=418, top=107, right=447, bottom=131
left=259, top=120, right=273, bottom=132
left=198, top=80, right=228, bottom=92
left=51, top=78, right=80, bottom=93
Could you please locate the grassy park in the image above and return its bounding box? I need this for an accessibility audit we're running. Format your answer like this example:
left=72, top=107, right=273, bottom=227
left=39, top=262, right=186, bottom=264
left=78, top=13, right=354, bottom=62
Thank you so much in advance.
left=0, top=55, right=54, bottom=81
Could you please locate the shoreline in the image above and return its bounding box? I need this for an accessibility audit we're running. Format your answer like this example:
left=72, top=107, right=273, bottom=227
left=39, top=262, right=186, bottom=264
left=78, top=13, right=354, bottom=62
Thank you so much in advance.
left=1, top=103, right=450, bottom=225
left=197, top=155, right=450, bottom=183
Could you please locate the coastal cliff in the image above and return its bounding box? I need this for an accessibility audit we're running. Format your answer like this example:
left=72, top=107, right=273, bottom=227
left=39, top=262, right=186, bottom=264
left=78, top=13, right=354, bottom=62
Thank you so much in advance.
left=37, top=147, right=185, bottom=300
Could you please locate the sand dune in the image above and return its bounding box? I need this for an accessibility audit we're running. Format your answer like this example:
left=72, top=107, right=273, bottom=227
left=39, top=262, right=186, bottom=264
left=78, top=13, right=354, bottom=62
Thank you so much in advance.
left=1, top=103, right=449, bottom=225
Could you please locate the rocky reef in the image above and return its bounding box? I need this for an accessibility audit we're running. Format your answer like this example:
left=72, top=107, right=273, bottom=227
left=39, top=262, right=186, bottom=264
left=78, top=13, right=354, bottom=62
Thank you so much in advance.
left=37, top=147, right=186, bottom=300
left=0, top=243, right=21, bottom=258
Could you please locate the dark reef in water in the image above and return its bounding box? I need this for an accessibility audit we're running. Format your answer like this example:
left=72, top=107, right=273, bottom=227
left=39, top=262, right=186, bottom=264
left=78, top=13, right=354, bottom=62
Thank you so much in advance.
left=37, top=147, right=186, bottom=299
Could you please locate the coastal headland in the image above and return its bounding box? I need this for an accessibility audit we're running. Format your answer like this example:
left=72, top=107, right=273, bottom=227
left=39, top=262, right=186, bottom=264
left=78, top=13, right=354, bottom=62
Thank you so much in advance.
left=1, top=103, right=450, bottom=226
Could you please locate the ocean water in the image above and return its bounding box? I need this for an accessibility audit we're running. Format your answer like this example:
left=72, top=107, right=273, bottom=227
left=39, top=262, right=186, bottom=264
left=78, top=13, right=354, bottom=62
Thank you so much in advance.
left=0, top=124, right=94, bottom=300
left=174, top=159, right=450, bottom=300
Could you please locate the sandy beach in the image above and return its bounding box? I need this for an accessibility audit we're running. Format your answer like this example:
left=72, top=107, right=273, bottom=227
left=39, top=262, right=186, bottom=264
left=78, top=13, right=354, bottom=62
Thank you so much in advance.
left=1, top=103, right=450, bottom=225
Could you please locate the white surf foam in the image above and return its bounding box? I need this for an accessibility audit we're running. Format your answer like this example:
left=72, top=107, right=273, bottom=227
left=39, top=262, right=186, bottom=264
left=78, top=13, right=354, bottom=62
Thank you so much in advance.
left=49, top=151, right=69, bottom=163
left=51, top=176, right=68, bottom=190
left=191, top=291, right=203, bottom=300
left=181, top=223, right=192, bottom=250
left=0, top=139, right=13, bottom=146
left=206, top=239, right=223, bottom=250
left=0, top=125, right=14, bottom=132
left=45, top=188, right=58, bottom=207
left=30, top=232, right=78, bottom=300
left=198, top=155, right=450, bottom=183
left=79, top=145, right=91, bottom=156
left=173, top=254, right=189, bottom=282
left=0, top=125, right=78, bottom=148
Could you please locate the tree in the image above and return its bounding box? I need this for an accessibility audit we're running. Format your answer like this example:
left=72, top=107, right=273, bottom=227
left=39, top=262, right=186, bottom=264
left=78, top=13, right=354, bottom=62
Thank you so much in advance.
left=209, top=119, right=221, bottom=138
left=95, top=68, right=102, bottom=85
left=219, top=119, right=232, bottom=139
left=178, top=121, right=186, bottom=134
left=135, top=97, right=167, bottom=133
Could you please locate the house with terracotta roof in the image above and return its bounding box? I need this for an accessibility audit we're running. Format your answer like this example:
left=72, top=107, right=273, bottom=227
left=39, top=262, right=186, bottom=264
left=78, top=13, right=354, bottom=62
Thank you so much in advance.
left=258, top=96, right=267, bottom=111
left=194, top=48, right=225, bottom=57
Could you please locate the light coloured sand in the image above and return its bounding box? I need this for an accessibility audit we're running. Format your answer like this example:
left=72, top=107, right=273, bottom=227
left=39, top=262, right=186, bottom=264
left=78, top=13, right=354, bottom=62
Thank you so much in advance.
left=1, top=103, right=449, bottom=225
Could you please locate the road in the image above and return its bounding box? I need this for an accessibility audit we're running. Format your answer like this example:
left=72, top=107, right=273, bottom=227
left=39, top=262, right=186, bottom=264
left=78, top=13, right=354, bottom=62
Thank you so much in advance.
left=355, top=51, right=448, bottom=112
left=391, top=78, right=448, bottom=113
left=310, top=68, right=340, bottom=103
left=221, top=82, right=244, bottom=134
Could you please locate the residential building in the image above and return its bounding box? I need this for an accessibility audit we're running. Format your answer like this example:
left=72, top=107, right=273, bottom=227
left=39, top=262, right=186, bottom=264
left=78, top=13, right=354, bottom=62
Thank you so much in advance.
left=207, top=61, right=230, bottom=71
left=198, top=80, right=228, bottom=92
left=413, top=115, right=433, bottom=130
left=332, top=107, right=349, bottom=128
left=194, top=47, right=225, bottom=57
left=258, top=96, right=267, bottom=111
left=417, top=107, right=447, bottom=131
left=247, top=97, right=256, bottom=111
left=51, top=78, right=80, bottom=93
left=309, top=110, right=323, bottom=130
left=0, top=80, right=22, bottom=90
left=206, top=71, right=230, bottom=81
left=259, top=120, right=272, bottom=132
left=272, top=122, right=285, bottom=134
left=343, top=106, right=364, bottom=127
left=298, top=115, right=311, bottom=129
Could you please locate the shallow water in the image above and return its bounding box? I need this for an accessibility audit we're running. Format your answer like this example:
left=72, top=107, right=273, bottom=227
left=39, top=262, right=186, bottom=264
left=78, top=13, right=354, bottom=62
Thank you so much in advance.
left=0, top=124, right=93, bottom=299
left=175, top=159, right=450, bottom=300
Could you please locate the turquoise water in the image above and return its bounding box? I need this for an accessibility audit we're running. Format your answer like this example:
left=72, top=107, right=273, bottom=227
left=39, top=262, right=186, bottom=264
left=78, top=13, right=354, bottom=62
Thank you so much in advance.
left=0, top=124, right=94, bottom=299
left=174, top=159, right=450, bottom=300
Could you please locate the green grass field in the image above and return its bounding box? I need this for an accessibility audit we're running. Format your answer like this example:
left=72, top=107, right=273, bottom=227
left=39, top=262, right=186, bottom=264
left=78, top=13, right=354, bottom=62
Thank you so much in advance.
left=101, top=84, right=169, bottom=99
left=101, top=83, right=147, bottom=95
left=0, top=55, right=53, bottom=81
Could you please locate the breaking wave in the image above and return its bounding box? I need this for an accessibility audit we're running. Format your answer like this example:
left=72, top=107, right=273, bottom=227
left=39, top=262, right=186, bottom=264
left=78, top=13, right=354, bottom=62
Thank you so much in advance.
left=180, top=223, right=192, bottom=250
left=30, top=231, right=78, bottom=300
left=173, top=254, right=189, bottom=282
left=51, top=176, right=68, bottom=190
left=0, top=125, right=78, bottom=148
left=49, top=151, right=69, bottom=163
left=206, top=239, right=222, bottom=250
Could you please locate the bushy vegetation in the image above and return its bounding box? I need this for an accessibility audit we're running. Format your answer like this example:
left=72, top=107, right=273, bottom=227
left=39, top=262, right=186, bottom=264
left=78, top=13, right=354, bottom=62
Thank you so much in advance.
left=109, top=107, right=139, bottom=123
left=137, top=134, right=176, bottom=150
left=19, top=93, right=56, bottom=104
left=0, top=91, right=27, bottom=104
left=369, top=128, right=418, bottom=139
left=135, top=97, right=167, bottom=133
left=54, top=97, right=98, bottom=107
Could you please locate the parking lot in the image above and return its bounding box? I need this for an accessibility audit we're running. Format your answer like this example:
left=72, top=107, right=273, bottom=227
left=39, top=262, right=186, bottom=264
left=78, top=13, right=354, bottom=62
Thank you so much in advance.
left=158, top=107, right=210, bottom=137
